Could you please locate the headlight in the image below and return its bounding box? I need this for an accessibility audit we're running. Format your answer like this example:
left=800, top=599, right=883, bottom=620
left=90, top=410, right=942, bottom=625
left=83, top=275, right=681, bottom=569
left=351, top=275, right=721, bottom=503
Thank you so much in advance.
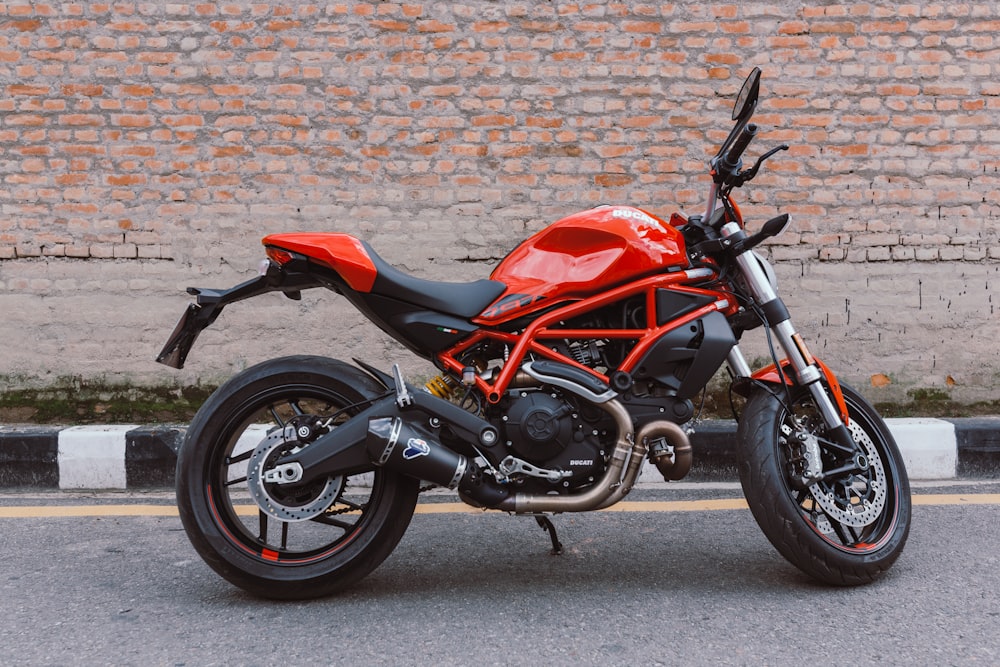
left=752, top=251, right=778, bottom=290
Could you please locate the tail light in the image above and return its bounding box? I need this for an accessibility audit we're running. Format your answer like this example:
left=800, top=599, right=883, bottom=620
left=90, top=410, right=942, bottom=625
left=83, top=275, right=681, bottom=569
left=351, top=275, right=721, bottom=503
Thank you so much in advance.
left=265, top=245, right=296, bottom=266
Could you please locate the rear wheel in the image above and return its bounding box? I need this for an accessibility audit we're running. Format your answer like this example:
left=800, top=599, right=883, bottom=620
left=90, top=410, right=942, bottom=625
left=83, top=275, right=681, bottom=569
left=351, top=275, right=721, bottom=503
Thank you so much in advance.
left=737, top=382, right=910, bottom=585
left=176, top=356, right=419, bottom=599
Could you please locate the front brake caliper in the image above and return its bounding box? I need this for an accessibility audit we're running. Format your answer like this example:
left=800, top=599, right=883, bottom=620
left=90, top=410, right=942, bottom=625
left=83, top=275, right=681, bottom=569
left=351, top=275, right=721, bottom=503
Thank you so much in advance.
left=780, top=421, right=823, bottom=490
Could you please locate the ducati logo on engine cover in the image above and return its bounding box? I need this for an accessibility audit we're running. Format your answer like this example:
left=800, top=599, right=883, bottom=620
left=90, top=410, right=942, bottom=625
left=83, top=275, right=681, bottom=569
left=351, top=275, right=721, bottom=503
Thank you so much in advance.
left=402, top=438, right=431, bottom=460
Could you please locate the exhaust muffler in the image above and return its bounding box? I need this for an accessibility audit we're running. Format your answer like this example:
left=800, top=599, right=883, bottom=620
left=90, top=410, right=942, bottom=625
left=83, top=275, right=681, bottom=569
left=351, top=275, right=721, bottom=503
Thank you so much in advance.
left=366, top=416, right=509, bottom=507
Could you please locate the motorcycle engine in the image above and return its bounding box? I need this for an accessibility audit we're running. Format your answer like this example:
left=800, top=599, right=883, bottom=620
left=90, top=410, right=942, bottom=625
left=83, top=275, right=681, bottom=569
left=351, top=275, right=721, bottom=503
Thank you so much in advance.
left=500, top=389, right=608, bottom=489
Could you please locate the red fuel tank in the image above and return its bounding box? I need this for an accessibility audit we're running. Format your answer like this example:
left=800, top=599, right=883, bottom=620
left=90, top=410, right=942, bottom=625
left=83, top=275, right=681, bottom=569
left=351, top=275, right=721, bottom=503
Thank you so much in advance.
left=479, top=205, right=688, bottom=323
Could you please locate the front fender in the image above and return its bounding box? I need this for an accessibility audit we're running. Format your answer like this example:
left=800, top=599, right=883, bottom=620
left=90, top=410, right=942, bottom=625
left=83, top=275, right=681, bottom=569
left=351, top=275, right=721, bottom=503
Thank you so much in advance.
left=744, top=357, right=850, bottom=424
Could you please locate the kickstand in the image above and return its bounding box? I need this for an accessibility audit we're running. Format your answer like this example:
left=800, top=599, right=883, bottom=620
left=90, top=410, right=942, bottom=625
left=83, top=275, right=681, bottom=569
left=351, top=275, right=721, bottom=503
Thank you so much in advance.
left=534, top=515, right=563, bottom=555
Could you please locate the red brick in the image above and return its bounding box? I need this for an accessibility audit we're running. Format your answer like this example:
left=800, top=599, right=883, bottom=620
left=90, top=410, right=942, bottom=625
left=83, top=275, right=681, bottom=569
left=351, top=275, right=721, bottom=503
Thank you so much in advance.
left=623, top=21, right=661, bottom=33
left=372, top=19, right=408, bottom=31
left=163, top=115, right=204, bottom=127
left=595, top=173, right=634, bottom=187
left=3, top=19, right=43, bottom=32
left=9, top=84, right=50, bottom=95
left=417, top=19, right=455, bottom=33
left=267, top=19, right=301, bottom=31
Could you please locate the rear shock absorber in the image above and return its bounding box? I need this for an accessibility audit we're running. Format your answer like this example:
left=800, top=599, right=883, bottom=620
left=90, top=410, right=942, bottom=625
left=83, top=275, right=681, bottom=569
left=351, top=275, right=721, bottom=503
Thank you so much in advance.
left=427, top=356, right=487, bottom=401
left=425, top=373, right=459, bottom=400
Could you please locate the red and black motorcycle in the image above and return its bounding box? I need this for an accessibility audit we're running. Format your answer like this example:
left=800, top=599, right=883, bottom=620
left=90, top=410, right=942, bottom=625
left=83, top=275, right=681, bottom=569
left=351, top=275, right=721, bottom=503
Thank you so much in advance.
left=158, top=68, right=910, bottom=599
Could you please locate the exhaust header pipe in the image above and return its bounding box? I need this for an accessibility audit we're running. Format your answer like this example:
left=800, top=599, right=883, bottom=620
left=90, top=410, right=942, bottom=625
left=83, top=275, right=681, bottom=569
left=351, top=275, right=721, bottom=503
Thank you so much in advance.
left=365, top=404, right=691, bottom=515
left=494, top=402, right=692, bottom=514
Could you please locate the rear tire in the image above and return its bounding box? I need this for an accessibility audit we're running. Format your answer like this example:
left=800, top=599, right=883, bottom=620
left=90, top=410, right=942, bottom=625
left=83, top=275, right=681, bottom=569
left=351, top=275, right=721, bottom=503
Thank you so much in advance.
left=737, top=382, right=910, bottom=585
left=176, top=356, right=419, bottom=599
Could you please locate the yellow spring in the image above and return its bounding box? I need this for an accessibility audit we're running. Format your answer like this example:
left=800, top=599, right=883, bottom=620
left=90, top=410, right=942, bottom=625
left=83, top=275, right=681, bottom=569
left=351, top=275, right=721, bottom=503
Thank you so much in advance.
left=424, top=374, right=457, bottom=399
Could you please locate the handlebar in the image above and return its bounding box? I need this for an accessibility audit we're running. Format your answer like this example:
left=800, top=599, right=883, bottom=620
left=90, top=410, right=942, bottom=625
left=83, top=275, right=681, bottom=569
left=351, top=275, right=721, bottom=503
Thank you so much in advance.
left=721, top=122, right=758, bottom=171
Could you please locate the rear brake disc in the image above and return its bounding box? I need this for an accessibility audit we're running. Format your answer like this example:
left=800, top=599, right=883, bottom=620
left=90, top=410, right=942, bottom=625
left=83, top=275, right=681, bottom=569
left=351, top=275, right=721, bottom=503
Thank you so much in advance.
left=246, top=427, right=344, bottom=522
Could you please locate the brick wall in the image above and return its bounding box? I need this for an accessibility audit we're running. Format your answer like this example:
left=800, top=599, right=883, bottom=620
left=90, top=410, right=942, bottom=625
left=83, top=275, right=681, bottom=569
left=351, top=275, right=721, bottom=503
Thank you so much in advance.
left=1, top=2, right=999, bottom=402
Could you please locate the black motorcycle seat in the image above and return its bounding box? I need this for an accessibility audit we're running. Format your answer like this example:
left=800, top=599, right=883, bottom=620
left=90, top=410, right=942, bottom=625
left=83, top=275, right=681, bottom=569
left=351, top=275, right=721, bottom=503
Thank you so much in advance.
left=363, top=241, right=507, bottom=319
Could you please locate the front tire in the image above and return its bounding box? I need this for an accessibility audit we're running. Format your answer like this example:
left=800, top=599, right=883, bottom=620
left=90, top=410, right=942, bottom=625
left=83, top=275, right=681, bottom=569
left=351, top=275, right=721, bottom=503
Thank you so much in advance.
left=737, top=382, right=911, bottom=585
left=176, top=356, right=419, bottom=599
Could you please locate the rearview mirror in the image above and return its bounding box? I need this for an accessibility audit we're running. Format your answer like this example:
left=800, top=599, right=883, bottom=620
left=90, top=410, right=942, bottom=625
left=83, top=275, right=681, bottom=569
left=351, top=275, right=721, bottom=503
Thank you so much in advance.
left=732, top=67, right=761, bottom=122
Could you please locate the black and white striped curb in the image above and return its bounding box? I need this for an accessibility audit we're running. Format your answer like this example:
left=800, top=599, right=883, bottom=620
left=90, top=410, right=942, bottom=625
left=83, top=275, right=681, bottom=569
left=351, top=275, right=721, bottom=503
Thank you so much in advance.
left=0, top=425, right=182, bottom=489
left=1, top=418, right=998, bottom=489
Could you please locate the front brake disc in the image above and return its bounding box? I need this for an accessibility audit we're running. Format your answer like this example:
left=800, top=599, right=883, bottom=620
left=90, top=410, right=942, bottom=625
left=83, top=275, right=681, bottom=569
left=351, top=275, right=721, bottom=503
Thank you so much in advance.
left=807, top=419, right=887, bottom=528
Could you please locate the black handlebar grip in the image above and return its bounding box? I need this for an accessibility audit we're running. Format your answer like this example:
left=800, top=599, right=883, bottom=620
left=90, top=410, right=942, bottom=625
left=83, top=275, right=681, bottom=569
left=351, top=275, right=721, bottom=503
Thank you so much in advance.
left=723, top=123, right=758, bottom=169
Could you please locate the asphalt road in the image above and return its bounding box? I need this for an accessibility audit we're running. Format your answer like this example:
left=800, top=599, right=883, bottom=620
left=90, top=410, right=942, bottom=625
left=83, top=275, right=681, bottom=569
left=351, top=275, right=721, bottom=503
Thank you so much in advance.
left=2, top=482, right=999, bottom=666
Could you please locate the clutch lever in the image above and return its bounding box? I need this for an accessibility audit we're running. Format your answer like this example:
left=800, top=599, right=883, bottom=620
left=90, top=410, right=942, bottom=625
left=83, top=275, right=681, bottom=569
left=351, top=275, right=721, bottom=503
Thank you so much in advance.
left=734, top=144, right=789, bottom=186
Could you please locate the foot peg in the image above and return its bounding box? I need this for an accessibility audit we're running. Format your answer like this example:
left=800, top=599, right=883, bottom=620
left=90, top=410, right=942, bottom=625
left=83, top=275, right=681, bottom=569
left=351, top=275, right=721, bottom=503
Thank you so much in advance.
left=391, top=363, right=414, bottom=408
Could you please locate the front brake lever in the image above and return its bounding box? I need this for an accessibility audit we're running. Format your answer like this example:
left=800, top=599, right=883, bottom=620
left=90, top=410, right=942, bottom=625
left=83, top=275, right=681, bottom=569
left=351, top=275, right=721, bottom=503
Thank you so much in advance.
left=735, top=144, right=789, bottom=186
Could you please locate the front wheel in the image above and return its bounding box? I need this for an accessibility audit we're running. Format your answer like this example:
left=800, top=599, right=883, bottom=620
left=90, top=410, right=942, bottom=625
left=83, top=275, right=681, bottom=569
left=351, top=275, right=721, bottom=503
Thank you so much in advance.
left=176, top=356, right=419, bottom=599
left=737, top=382, right=910, bottom=585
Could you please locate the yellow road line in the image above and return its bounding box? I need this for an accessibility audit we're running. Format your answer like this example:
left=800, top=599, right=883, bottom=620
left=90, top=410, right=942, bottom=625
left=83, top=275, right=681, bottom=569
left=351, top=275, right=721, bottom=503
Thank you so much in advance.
left=911, top=493, right=1000, bottom=506
left=0, top=505, right=179, bottom=518
left=599, top=499, right=750, bottom=512
left=0, top=494, right=998, bottom=519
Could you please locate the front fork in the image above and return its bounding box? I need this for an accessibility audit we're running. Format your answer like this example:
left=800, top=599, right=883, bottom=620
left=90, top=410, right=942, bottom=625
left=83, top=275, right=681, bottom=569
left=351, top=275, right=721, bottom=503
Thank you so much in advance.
left=720, top=222, right=855, bottom=453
